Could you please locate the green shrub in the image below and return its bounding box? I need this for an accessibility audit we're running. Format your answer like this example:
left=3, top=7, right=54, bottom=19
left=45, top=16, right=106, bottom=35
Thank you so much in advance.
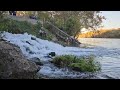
left=51, top=55, right=101, bottom=72
left=45, top=34, right=53, bottom=41
left=70, top=56, right=101, bottom=72
left=51, top=55, right=76, bottom=67
left=0, top=18, right=41, bottom=35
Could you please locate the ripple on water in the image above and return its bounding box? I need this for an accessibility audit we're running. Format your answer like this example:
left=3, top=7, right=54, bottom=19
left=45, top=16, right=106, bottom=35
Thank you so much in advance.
left=38, top=62, right=100, bottom=79
left=95, top=56, right=120, bottom=79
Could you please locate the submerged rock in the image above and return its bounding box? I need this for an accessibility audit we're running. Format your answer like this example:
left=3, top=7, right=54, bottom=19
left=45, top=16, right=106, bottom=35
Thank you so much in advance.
left=29, top=57, right=43, bottom=66
left=0, top=41, right=40, bottom=79
left=26, top=41, right=33, bottom=46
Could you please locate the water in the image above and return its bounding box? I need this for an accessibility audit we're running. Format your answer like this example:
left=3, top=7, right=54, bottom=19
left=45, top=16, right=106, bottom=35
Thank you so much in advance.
left=79, top=38, right=120, bottom=79
left=2, top=32, right=120, bottom=79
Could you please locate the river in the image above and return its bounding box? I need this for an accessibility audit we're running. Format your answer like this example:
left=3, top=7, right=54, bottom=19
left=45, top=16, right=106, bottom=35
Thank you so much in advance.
left=79, top=38, right=120, bottom=79
left=2, top=32, right=120, bottom=79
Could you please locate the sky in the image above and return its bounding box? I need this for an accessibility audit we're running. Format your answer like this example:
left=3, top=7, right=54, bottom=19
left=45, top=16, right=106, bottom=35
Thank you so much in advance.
left=100, top=11, right=120, bottom=29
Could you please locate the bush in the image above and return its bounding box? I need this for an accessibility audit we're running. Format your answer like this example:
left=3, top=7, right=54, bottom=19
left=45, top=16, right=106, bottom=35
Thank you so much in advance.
left=0, top=18, right=41, bottom=35
left=51, top=55, right=76, bottom=67
left=51, top=55, right=101, bottom=72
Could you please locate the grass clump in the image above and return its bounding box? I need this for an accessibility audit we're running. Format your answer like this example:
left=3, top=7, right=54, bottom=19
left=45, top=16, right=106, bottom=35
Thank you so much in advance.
left=51, top=55, right=101, bottom=72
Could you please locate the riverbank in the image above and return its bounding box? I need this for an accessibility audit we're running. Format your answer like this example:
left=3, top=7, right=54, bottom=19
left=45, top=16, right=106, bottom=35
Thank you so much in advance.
left=0, top=32, right=100, bottom=79
left=0, top=17, right=81, bottom=47
left=2, top=16, right=120, bottom=79
left=78, top=29, right=120, bottom=38
left=1, top=32, right=120, bottom=79
left=0, top=39, right=40, bottom=79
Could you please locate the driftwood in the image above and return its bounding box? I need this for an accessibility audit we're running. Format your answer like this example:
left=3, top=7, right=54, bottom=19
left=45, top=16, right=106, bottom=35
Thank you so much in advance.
left=44, top=21, right=81, bottom=47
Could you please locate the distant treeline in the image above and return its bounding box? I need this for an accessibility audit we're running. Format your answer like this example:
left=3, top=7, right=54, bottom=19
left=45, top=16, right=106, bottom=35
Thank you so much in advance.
left=78, top=29, right=120, bottom=38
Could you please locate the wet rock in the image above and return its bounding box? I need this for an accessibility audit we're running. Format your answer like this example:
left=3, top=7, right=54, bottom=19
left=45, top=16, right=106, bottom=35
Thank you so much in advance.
left=25, top=47, right=34, bottom=54
left=29, top=57, right=43, bottom=66
left=0, top=41, right=40, bottom=79
left=29, top=51, right=35, bottom=54
left=36, top=65, right=41, bottom=72
left=26, top=41, right=33, bottom=46
left=0, top=38, right=6, bottom=41
left=31, top=37, right=36, bottom=41
left=48, top=52, right=56, bottom=57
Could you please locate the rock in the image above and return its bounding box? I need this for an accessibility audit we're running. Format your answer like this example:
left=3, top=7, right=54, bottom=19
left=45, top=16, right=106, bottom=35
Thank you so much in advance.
left=0, top=41, right=40, bottom=79
left=26, top=41, right=33, bottom=46
left=29, top=57, right=43, bottom=66
left=25, top=47, right=30, bottom=51
left=0, top=38, right=6, bottom=41
left=29, top=51, right=35, bottom=54
left=31, top=37, right=36, bottom=41
left=37, top=65, right=41, bottom=71
left=25, top=46, right=35, bottom=54
left=48, top=52, right=56, bottom=57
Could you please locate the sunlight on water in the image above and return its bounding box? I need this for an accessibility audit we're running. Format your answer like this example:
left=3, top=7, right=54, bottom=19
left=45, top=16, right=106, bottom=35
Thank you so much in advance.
left=79, top=38, right=120, bottom=49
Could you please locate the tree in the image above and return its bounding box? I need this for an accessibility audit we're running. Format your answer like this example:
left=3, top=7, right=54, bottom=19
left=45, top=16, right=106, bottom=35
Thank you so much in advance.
left=65, top=17, right=80, bottom=37
left=36, top=11, right=105, bottom=38
left=52, top=11, right=105, bottom=38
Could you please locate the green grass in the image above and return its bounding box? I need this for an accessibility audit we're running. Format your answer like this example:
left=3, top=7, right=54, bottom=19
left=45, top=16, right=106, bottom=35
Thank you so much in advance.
left=0, top=18, right=41, bottom=36
left=51, top=55, right=101, bottom=72
left=0, top=18, right=56, bottom=41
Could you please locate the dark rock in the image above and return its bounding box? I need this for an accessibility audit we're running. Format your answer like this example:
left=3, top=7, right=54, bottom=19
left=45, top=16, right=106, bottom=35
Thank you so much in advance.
left=0, top=37, right=7, bottom=41
left=26, top=41, right=33, bottom=46
left=25, top=46, right=34, bottom=54
left=37, top=65, right=41, bottom=72
left=0, top=41, right=40, bottom=79
left=26, top=47, right=30, bottom=51
left=29, top=57, right=43, bottom=66
left=36, top=62, right=43, bottom=66
left=29, top=51, right=35, bottom=54
left=48, top=52, right=56, bottom=57
left=31, top=37, right=36, bottom=41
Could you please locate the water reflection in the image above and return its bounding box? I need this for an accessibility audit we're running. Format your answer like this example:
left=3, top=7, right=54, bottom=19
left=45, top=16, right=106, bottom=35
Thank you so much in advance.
left=79, top=38, right=120, bottom=49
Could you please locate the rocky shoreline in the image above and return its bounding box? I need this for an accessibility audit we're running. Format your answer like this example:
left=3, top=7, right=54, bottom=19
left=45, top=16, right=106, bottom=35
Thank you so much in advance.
left=0, top=40, right=40, bottom=79
left=0, top=32, right=102, bottom=79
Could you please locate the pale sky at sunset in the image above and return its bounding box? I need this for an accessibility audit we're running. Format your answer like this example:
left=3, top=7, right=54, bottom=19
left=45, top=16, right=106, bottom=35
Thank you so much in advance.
left=101, top=11, right=120, bottom=29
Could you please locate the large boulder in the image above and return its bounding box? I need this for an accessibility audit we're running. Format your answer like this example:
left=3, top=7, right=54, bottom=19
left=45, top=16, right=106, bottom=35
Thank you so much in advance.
left=0, top=40, right=40, bottom=79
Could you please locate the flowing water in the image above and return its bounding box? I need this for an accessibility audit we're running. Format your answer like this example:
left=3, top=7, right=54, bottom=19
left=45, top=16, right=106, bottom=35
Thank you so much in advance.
left=79, top=38, right=120, bottom=79
left=2, top=32, right=120, bottom=79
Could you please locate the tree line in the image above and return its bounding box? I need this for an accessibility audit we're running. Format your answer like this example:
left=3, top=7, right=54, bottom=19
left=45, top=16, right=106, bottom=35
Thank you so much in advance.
left=0, top=11, right=105, bottom=38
